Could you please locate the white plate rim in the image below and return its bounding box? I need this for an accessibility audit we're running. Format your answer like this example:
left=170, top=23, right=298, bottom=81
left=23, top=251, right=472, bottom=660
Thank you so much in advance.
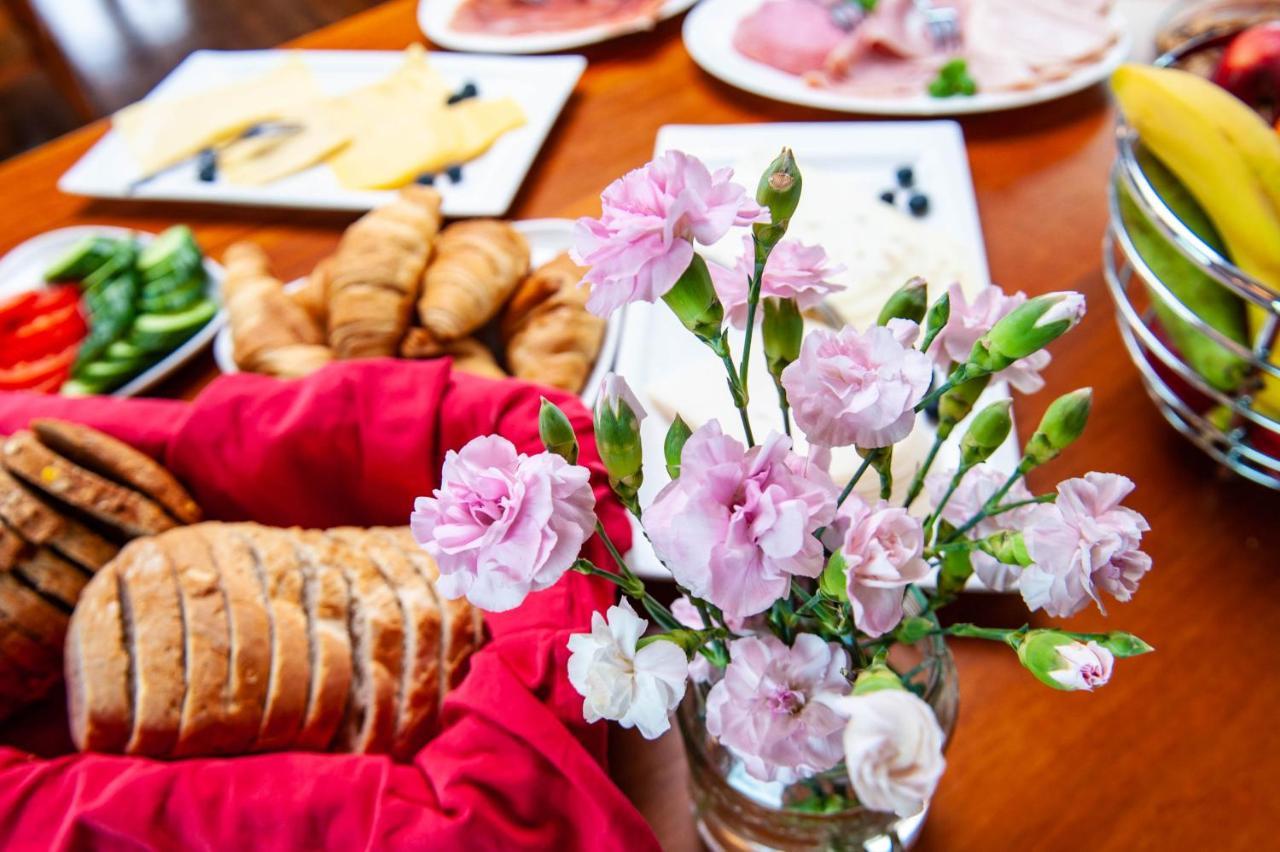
left=57, top=49, right=587, bottom=215
left=0, top=225, right=225, bottom=399
left=213, top=218, right=622, bottom=401
left=682, top=0, right=1133, bottom=116
left=419, top=0, right=697, bottom=54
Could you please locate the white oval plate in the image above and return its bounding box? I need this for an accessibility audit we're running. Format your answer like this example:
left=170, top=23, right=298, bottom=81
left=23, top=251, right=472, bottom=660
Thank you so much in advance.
left=0, top=225, right=225, bottom=398
left=419, top=0, right=697, bottom=54
left=214, top=218, right=622, bottom=402
left=683, top=0, right=1132, bottom=116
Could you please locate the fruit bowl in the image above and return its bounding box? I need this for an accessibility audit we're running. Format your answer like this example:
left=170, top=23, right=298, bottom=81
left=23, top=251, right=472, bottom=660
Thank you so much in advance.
left=1103, top=31, right=1280, bottom=490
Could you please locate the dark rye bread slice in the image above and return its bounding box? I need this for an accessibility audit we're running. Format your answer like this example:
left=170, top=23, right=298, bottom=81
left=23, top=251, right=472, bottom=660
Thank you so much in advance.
left=0, top=572, right=68, bottom=667
left=202, top=525, right=271, bottom=754
left=300, top=531, right=400, bottom=755
left=3, top=431, right=176, bottom=538
left=332, top=527, right=440, bottom=759
left=31, top=419, right=202, bottom=525
left=235, top=525, right=310, bottom=752
left=290, top=529, right=353, bottom=752
left=0, top=523, right=27, bottom=569
left=118, top=537, right=185, bottom=757
left=164, top=526, right=236, bottom=758
left=12, top=546, right=89, bottom=611
left=381, top=528, right=482, bottom=709
left=0, top=466, right=119, bottom=571
left=66, top=567, right=132, bottom=753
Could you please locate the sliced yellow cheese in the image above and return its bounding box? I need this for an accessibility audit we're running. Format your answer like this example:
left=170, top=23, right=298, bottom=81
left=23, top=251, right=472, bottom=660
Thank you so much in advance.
left=450, top=97, right=526, bottom=163
left=218, top=102, right=351, bottom=186
left=114, top=56, right=323, bottom=175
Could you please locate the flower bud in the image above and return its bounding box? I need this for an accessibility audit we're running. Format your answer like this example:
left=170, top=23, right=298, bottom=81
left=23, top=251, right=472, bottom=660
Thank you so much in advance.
left=935, top=545, right=973, bottom=602
left=1096, top=631, right=1154, bottom=658
left=936, top=373, right=991, bottom=439
left=967, top=292, right=1086, bottom=374
left=763, top=297, right=803, bottom=380
left=876, top=276, right=928, bottom=327
left=753, top=147, right=802, bottom=249
left=1016, top=631, right=1114, bottom=692
left=959, top=399, right=1013, bottom=467
left=977, top=529, right=1032, bottom=566
left=538, top=398, right=579, bottom=464
left=851, top=661, right=906, bottom=695
left=594, top=374, right=646, bottom=504
left=920, top=291, right=950, bottom=352
left=819, top=550, right=849, bottom=601
left=662, top=254, right=725, bottom=343
left=894, top=615, right=935, bottom=645
left=1023, top=387, right=1092, bottom=467
left=664, top=415, right=692, bottom=480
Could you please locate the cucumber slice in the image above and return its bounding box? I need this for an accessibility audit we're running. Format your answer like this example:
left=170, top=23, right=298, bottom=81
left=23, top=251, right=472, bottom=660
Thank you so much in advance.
left=138, top=281, right=204, bottom=314
left=104, top=339, right=146, bottom=362
left=79, top=357, right=146, bottom=382
left=142, top=267, right=205, bottom=299
left=82, top=242, right=138, bottom=293
left=60, top=378, right=99, bottom=397
left=129, top=298, right=216, bottom=352
left=44, top=236, right=122, bottom=281
left=138, top=226, right=201, bottom=279
left=77, top=271, right=140, bottom=369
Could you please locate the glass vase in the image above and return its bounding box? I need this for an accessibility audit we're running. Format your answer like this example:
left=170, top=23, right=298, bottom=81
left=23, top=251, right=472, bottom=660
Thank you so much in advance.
left=676, top=627, right=958, bottom=852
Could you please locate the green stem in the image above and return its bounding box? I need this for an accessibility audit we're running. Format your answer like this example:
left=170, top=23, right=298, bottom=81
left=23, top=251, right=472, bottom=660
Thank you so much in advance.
left=903, top=430, right=946, bottom=508
left=988, top=494, right=1055, bottom=516
left=946, top=464, right=1028, bottom=542
left=589, top=523, right=681, bottom=631
left=773, top=377, right=792, bottom=438
left=923, top=464, right=969, bottom=544
left=836, top=454, right=875, bottom=507
left=717, top=346, right=755, bottom=447
left=738, top=257, right=766, bottom=394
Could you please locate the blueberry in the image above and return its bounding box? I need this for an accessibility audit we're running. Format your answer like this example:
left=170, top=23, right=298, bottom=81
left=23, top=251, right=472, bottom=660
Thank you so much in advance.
left=446, top=164, right=464, bottom=184
left=879, top=189, right=896, bottom=205
left=197, top=149, right=217, bottom=183
left=896, top=166, right=914, bottom=188
left=908, top=193, right=929, bottom=217
left=415, top=172, right=436, bottom=186
left=242, top=124, right=265, bottom=138
left=447, top=82, right=479, bottom=105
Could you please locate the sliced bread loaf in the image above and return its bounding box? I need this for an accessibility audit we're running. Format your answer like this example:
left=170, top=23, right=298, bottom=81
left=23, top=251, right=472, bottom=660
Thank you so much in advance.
left=291, top=529, right=353, bottom=752
left=0, top=466, right=118, bottom=571
left=65, top=568, right=132, bottom=753
left=118, top=537, right=185, bottom=757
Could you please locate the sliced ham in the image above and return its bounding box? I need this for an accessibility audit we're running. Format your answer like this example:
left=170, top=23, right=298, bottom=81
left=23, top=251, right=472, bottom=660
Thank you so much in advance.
left=733, top=0, right=848, bottom=76
left=451, top=0, right=665, bottom=35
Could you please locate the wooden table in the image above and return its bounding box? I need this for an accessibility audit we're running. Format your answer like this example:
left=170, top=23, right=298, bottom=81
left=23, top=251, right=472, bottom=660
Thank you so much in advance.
left=2, top=3, right=1277, bottom=849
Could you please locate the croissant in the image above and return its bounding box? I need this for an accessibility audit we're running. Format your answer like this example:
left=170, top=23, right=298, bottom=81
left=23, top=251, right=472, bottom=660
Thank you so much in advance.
left=290, top=257, right=330, bottom=331
left=327, top=186, right=442, bottom=359
left=223, top=242, right=333, bottom=378
left=399, top=328, right=506, bottom=380
left=500, top=253, right=606, bottom=393
left=417, top=220, right=529, bottom=341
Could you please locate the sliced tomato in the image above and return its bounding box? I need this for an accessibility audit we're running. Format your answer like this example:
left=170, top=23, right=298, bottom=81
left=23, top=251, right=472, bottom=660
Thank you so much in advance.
left=24, top=370, right=69, bottom=394
left=0, top=291, right=39, bottom=334
left=0, top=343, right=78, bottom=391
left=2, top=301, right=87, bottom=365
left=27, top=285, right=79, bottom=314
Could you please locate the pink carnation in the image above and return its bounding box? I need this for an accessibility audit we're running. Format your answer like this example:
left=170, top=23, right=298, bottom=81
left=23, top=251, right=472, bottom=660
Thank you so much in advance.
left=925, top=463, right=1035, bottom=591
left=706, top=633, right=849, bottom=783
left=929, top=283, right=1050, bottom=394
left=834, top=494, right=931, bottom=637
left=708, top=235, right=845, bottom=328
left=645, top=423, right=835, bottom=620
left=781, top=320, right=933, bottom=449
left=411, top=435, right=596, bottom=612
left=570, top=150, right=765, bottom=316
left=1021, top=472, right=1152, bottom=617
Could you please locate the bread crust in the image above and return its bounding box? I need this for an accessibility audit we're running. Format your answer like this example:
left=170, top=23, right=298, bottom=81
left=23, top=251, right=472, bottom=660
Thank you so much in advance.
left=30, top=419, right=202, bottom=524
left=235, top=525, right=310, bottom=752
left=65, top=568, right=132, bottom=753
left=13, top=546, right=89, bottom=610
left=118, top=537, right=185, bottom=757
left=0, top=467, right=118, bottom=571
left=0, top=572, right=69, bottom=661
left=3, top=431, right=176, bottom=538
left=291, top=530, right=352, bottom=751
left=203, top=525, right=270, bottom=754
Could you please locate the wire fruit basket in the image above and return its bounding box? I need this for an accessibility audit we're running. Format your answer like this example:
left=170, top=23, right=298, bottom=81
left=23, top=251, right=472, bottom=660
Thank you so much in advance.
left=1102, top=29, right=1280, bottom=489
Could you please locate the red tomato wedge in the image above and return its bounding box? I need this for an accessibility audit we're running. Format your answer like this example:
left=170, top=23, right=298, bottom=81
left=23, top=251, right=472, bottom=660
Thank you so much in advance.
left=2, top=300, right=87, bottom=365
left=0, top=343, right=78, bottom=391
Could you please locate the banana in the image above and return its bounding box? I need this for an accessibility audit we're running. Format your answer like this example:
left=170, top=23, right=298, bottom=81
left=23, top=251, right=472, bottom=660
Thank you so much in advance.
left=1112, top=64, right=1280, bottom=416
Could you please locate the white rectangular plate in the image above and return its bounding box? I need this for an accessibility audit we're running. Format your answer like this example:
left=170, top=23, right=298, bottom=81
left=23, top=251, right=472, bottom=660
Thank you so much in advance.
left=59, top=49, right=586, bottom=216
left=0, top=226, right=224, bottom=398
left=617, top=122, right=1018, bottom=587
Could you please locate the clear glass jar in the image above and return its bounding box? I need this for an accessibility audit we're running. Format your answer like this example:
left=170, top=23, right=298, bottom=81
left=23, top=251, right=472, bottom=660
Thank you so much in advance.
left=676, top=631, right=958, bottom=852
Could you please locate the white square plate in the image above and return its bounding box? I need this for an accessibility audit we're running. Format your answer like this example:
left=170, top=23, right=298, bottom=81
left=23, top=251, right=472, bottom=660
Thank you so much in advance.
left=59, top=50, right=586, bottom=216
left=617, top=122, right=1019, bottom=586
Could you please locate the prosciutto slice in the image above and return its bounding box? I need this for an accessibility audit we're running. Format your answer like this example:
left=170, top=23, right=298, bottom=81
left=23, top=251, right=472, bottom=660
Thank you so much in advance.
left=451, top=0, right=665, bottom=35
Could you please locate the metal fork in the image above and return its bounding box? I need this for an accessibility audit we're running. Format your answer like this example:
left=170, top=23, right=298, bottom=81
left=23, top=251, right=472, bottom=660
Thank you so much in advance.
left=913, top=0, right=962, bottom=51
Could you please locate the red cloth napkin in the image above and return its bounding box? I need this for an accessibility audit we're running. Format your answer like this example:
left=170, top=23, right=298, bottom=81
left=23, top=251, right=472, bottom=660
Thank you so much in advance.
left=0, top=359, right=658, bottom=852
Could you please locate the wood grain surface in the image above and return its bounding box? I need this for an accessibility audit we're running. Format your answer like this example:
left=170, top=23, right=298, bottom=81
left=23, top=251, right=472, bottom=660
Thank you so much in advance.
left=0, top=3, right=1275, bottom=850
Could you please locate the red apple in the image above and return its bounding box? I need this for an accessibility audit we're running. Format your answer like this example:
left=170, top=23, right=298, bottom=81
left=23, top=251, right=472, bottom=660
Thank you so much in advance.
left=1212, top=22, right=1280, bottom=118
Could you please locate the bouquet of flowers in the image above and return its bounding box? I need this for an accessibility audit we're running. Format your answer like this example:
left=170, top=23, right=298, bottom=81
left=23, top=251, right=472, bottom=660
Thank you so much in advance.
left=410, top=149, right=1153, bottom=823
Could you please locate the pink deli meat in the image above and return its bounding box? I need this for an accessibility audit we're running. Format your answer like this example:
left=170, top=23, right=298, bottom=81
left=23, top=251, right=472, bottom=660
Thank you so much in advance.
left=451, top=0, right=666, bottom=35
